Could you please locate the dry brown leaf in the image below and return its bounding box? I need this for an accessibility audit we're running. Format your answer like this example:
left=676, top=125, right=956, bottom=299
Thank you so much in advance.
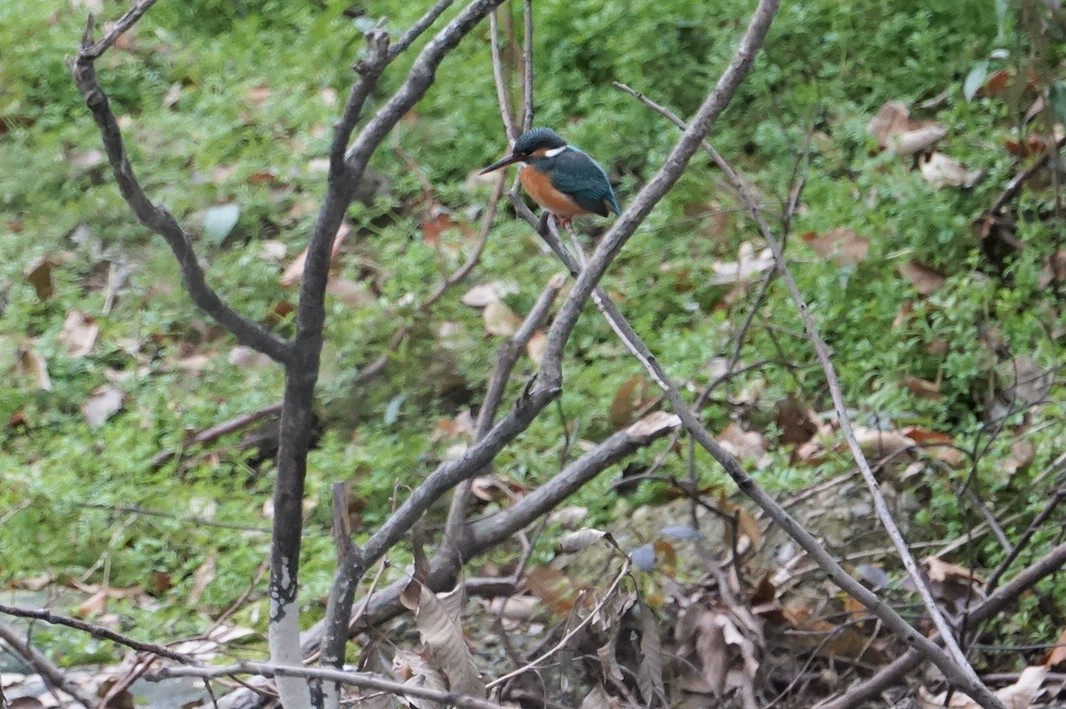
left=609, top=374, right=654, bottom=429
left=482, top=300, right=522, bottom=337
left=868, top=101, right=947, bottom=155
left=919, top=665, right=1046, bottom=708
left=228, top=346, right=274, bottom=370
left=60, top=309, right=99, bottom=357
left=709, top=241, right=774, bottom=285
left=245, top=85, right=271, bottom=106
left=919, top=152, right=983, bottom=189
left=402, top=583, right=485, bottom=699
left=485, top=595, right=540, bottom=623
left=325, top=278, right=375, bottom=308
left=717, top=494, right=763, bottom=552
left=626, top=411, right=681, bottom=437
left=82, top=384, right=123, bottom=427
left=773, top=396, right=820, bottom=446
left=557, top=528, right=613, bottom=554
left=421, top=209, right=468, bottom=251
left=675, top=599, right=762, bottom=706
left=189, top=553, right=217, bottom=605
left=525, top=330, right=546, bottom=365
left=460, top=281, right=517, bottom=307
left=392, top=648, right=448, bottom=709
left=23, top=256, right=55, bottom=301
left=902, top=373, right=941, bottom=400
left=898, top=259, right=946, bottom=295
left=925, top=557, right=983, bottom=584
left=854, top=427, right=915, bottom=458
left=801, top=227, right=870, bottom=266
left=719, top=423, right=768, bottom=464
left=1043, top=627, right=1066, bottom=668
left=280, top=222, right=349, bottom=286
left=1005, top=439, right=1036, bottom=475
left=525, top=566, right=577, bottom=615
left=16, top=342, right=52, bottom=391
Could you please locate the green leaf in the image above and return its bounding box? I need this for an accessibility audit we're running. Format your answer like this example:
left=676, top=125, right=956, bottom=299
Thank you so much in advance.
left=963, top=60, right=988, bottom=102
left=202, top=203, right=240, bottom=244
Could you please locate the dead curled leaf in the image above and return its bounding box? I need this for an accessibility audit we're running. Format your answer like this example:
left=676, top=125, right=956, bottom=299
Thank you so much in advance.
left=674, top=595, right=763, bottom=705
left=400, top=582, right=485, bottom=699
left=82, top=384, right=123, bottom=427
left=60, top=309, right=99, bottom=357
left=801, top=227, right=869, bottom=266
left=868, top=101, right=947, bottom=155
left=919, top=152, right=983, bottom=189
left=897, top=259, right=946, bottom=296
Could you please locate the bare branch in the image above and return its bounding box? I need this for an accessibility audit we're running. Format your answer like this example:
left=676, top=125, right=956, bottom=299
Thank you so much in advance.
left=0, top=621, right=96, bottom=708
left=388, top=0, right=457, bottom=60
left=0, top=604, right=194, bottom=663
left=520, top=0, right=534, bottom=131
left=71, top=25, right=292, bottom=365
left=489, top=9, right=518, bottom=141
left=612, top=82, right=1003, bottom=708
left=443, top=272, right=567, bottom=545
left=154, top=661, right=506, bottom=709
left=297, top=409, right=678, bottom=657
left=816, top=539, right=1066, bottom=709
left=330, top=27, right=391, bottom=175
left=79, top=0, right=159, bottom=59
left=486, top=559, right=631, bottom=689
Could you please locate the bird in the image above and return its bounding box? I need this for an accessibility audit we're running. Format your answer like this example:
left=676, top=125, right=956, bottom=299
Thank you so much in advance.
left=480, top=127, right=620, bottom=228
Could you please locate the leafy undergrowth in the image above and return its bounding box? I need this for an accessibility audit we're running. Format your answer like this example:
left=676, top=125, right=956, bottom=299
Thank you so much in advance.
left=2, top=0, right=1065, bottom=706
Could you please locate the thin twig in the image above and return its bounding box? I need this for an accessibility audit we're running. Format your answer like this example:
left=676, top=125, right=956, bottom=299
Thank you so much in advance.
left=79, top=0, right=159, bottom=59
left=486, top=560, right=632, bottom=689
left=815, top=539, right=1066, bottom=709
left=615, top=81, right=1000, bottom=708
left=0, top=605, right=193, bottom=663
left=443, top=272, right=567, bottom=546
left=0, top=621, right=96, bottom=708
left=489, top=9, right=518, bottom=141
left=520, top=0, right=534, bottom=132
left=387, top=0, right=456, bottom=60
left=72, top=13, right=292, bottom=365
left=153, top=661, right=505, bottom=709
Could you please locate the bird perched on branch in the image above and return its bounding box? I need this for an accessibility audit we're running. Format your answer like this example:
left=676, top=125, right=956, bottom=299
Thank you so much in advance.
left=480, top=127, right=620, bottom=227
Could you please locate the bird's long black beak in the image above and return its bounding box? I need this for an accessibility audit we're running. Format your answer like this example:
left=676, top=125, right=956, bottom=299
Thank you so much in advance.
left=479, top=153, right=520, bottom=175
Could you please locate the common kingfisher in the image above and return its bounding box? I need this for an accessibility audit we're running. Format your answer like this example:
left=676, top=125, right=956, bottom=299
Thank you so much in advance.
left=480, top=127, right=621, bottom=227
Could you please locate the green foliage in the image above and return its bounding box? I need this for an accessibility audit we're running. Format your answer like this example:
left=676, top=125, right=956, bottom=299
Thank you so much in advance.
left=1, top=0, right=1064, bottom=667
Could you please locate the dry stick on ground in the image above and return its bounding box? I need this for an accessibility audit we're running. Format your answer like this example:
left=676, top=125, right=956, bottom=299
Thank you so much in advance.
left=154, top=661, right=505, bottom=709
left=816, top=539, right=1066, bottom=709
left=0, top=621, right=96, bottom=708
left=614, top=83, right=1003, bottom=707
left=0, top=605, right=193, bottom=664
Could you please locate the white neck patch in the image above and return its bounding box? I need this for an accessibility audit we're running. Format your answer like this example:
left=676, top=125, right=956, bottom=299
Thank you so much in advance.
left=544, top=146, right=567, bottom=158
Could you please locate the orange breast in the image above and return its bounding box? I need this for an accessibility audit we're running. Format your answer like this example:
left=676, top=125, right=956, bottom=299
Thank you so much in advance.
left=519, top=165, right=590, bottom=218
